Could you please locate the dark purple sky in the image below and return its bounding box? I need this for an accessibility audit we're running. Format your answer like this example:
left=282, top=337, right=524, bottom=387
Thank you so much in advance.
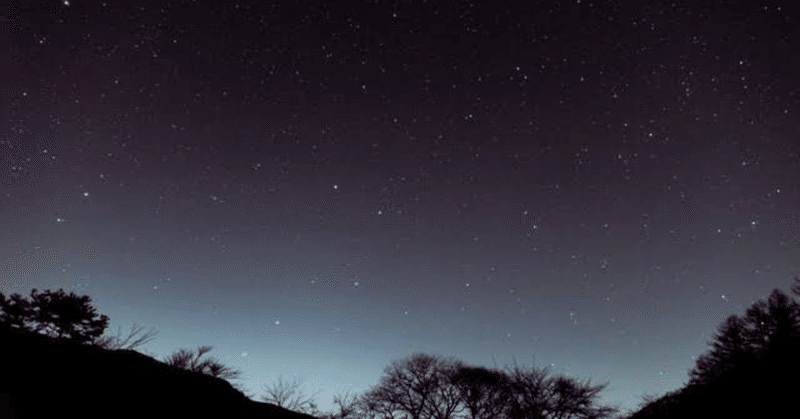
left=2, top=0, right=799, bottom=415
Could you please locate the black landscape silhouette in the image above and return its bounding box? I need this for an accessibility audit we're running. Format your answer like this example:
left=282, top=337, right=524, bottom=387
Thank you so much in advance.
left=0, top=289, right=317, bottom=419
left=3, top=279, right=800, bottom=419
left=0, top=326, right=320, bottom=419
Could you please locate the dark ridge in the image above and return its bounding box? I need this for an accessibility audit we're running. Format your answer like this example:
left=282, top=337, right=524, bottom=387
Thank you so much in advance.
left=0, top=326, right=318, bottom=419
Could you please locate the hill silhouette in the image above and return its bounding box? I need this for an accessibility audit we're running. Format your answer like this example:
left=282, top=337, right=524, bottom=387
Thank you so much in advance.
left=0, top=326, right=319, bottom=419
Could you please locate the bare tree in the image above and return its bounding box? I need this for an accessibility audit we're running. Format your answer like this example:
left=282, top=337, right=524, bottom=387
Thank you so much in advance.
left=260, top=373, right=323, bottom=414
left=316, top=388, right=363, bottom=419
left=332, top=389, right=363, bottom=419
left=90, top=322, right=159, bottom=351
left=358, top=384, right=407, bottom=419
left=322, top=352, right=617, bottom=419
left=548, top=375, right=618, bottom=419
left=424, top=359, right=466, bottom=419
left=449, top=364, right=513, bottom=419
left=502, top=360, right=554, bottom=419
left=501, top=357, right=618, bottom=419
left=359, top=352, right=464, bottom=419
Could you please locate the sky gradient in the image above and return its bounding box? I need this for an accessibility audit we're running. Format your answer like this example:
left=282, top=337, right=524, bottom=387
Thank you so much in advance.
left=2, top=0, right=799, bottom=416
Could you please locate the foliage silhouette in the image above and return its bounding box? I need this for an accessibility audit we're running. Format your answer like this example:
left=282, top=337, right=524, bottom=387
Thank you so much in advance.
left=745, top=285, right=800, bottom=362
left=0, top=288, right=109, bottom=345
left=260, top=373, right=324, bottom=415
left=0, top=291, right=32, bottom=331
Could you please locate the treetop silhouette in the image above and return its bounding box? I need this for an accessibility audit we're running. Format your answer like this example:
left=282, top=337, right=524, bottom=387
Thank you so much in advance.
left=0, top=287, right=109, bottom=345
left=628, top=278, right=800, bottom=419
left=688, top=279, right=800, bottom=389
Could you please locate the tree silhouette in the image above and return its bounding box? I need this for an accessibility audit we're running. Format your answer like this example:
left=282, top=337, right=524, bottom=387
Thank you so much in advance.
left=499, top=357, right=618, bottom=419
left=687, top=286, right=800, bottom=390
left=501, top=360, right=552, bottom=419
left=259, top=373, right=323, bottom=414
left=425, top=359, right=466, bottom=419
left=327, top=389, right=363, bottom=419
left=548, top=375, right=617, bottom=419
left=359, top=353, right=461, bottom=419
left=314, top=388, right=365, bottom=419
left=790, top=276, right=800, bottom=299
left=687, top=314, right=754, bottom=386
left=358, top=384, right=405, bottom=419
left=0, top=291, right=33, bottom=332
left=618, top=280, right=800, bottom=419
left=0, top=288, right=109, bottom=345
left=743, top=288, right=800, bottom=378
left=449, top=364, right=514, bottom=419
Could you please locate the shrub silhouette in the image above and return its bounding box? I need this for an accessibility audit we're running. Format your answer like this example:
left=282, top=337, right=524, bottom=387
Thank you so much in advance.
left=259, top=373, right=324, bottom=415
left=161, top=344, right=260, bottom=397
left=163, top=344, right=244, bottom=381
left=0, top=287, right=109, bottom=345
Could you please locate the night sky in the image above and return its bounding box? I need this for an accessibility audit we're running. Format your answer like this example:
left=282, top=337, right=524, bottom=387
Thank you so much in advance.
left=2, top=0, right=800, bottom=415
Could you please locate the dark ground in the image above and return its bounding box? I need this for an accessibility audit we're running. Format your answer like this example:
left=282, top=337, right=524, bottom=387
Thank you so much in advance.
left=0, top=327, right=319, bottom=419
